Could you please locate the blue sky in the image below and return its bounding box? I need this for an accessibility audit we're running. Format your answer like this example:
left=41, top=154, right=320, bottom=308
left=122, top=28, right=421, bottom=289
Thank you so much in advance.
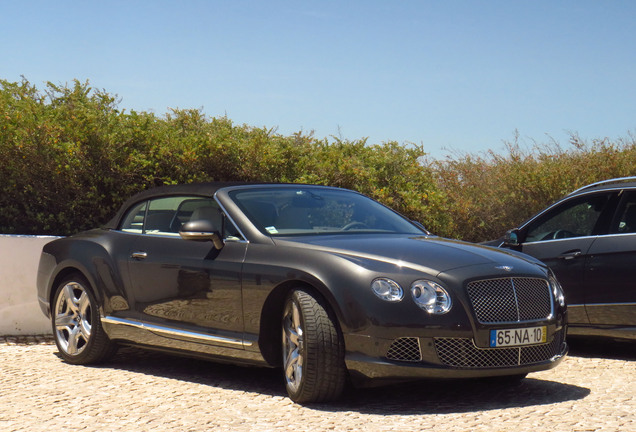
left=2, top=1, right=635, bottom=158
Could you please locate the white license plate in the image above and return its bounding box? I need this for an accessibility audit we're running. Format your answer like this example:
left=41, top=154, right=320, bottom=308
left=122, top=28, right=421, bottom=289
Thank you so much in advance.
left=489, top=326, right=546, bottom=347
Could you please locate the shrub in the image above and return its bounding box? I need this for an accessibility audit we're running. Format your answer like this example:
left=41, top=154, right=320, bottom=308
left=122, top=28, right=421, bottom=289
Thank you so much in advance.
left=432, top=131, right=636, bottom=242
left=0, top=78, right=445, bottom=235
left=2, top=78, right=634, bottom=241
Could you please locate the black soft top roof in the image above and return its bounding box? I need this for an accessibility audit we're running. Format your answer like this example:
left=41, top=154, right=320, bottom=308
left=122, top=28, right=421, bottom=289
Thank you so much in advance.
left=102, top=181, right=334, bottom=230
left=103, top=181, right=250, bottom=229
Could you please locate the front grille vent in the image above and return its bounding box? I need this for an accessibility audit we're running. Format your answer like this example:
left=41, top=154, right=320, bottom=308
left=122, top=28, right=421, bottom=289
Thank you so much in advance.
left=386, top=337, right=422, bottom=362
left=466, top=277, right=552, bottom=324
left=434, top=329, right=565, bottom=368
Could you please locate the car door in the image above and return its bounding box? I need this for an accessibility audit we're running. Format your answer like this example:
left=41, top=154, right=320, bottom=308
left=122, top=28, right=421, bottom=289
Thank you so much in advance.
left=120, top=196, right=248, bottom=345
left=516, top=191, right=618, bottom=326
left=583, top=190, right=636, bottom=326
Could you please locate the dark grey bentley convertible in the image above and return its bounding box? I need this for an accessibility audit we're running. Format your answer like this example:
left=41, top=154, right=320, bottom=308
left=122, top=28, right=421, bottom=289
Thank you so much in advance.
left=37, top=183, right=568, bottom=403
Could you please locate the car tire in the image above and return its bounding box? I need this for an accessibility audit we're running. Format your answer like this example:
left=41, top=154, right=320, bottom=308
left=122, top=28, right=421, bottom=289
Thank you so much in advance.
left=51, top=274, right=116, bottom=364
left=281, top=288, right=347, bottom=403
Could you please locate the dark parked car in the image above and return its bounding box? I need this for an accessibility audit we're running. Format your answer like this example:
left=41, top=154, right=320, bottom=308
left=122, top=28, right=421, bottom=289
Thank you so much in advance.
left=494, top=177, right=636, bottom=341
left=37, top=183, right=567, bottom=403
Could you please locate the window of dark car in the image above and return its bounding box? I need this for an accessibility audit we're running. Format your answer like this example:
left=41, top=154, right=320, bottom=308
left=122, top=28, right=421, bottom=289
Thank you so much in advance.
left=229, top=187, right=424, bottom=236
left=611, top=191, right=636, bottom=234
left=118, top=196, right=242, bottom=240
left=524, top=193, right=613, bottom=242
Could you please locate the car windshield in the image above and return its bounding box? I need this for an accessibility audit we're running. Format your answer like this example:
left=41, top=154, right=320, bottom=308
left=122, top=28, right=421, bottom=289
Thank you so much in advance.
left=229, top=187, right=425, bottom=236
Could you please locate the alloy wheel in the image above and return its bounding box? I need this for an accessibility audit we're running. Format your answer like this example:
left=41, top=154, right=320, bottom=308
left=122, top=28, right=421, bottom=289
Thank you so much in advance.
left=282, top=299, right=304, bottom=393
left=54, top=281, right=93, bottom=356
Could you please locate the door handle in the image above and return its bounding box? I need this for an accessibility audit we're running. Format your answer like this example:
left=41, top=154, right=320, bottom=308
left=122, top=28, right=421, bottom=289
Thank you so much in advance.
left=131, top=251, right=148, bottom=260
left=558, top=250, right=582, bottom=260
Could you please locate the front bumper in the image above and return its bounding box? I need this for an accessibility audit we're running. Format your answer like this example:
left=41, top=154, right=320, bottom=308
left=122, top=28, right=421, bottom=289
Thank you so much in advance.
left=344, top=329, right=568, bottom=386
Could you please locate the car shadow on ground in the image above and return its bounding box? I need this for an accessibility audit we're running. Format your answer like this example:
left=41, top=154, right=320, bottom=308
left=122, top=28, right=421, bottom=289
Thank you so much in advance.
left=333, top=376, right=589, bottom=415
left=70, top=345, right=590, bottom=414
left=567, top=337, right=636, bottom=361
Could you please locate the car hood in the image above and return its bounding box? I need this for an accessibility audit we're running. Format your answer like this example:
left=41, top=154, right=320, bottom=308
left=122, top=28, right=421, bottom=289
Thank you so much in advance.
left=273, top=234, right=545, bottom=276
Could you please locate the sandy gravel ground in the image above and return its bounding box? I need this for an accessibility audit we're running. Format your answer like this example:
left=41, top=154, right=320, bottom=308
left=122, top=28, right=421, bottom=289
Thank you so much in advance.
left=0, top=336, right=633, bottom=432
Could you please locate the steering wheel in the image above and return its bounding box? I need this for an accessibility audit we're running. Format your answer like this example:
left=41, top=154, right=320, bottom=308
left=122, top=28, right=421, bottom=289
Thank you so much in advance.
left=342, top=221, right=368, bottom=231
left=551, top=229, right=576, bottom=239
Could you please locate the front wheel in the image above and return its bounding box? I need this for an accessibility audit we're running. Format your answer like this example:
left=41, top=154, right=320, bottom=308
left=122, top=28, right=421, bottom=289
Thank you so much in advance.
left=282, top=288, right=347, bottom=403
left=51, top=274, right=116, bottom=364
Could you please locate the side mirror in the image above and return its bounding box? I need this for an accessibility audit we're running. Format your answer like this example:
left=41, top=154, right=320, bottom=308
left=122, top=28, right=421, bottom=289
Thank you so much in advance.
left=179, top=220, right=224, bottom=250
left=503, top=228, right=520, bottom=247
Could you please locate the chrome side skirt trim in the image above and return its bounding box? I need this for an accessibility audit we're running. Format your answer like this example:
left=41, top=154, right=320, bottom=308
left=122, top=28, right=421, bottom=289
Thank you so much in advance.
left=101, top=316, right=251, bottom=347
left=585, top=302, right=636, bottom=308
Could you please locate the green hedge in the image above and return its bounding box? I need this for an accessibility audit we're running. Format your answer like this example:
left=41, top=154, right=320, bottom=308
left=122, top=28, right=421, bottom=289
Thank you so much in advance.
left=0, top=79, right=447, bottom=236
left=2, top=78, right=635, bottom=241
left=434, top=133, right=636, bottom=241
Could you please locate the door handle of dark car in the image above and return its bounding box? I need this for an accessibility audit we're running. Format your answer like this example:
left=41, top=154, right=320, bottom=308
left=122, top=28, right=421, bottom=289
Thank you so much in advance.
left=558, top=250, right=582, bottom=260
left=131, top=251, right=148, bottom=260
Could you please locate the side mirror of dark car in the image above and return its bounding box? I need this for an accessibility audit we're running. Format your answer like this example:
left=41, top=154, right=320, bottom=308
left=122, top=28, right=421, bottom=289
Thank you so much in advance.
left=179, top=220, right=224, bottom=250
left=503, top=228, right=520, bottom=247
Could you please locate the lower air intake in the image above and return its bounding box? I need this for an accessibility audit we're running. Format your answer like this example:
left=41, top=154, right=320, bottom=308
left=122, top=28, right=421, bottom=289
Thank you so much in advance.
left=434, top=329, right=565, bottom=368
left=386, top=337, right=422, bottom=362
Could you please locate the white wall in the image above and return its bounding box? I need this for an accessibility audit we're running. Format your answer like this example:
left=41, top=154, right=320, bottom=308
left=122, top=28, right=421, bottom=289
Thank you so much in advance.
left=0, top=235, right=59, bottom=335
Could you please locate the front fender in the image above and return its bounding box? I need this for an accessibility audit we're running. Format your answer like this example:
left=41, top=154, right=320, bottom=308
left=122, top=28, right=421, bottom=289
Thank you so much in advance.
left=242, top=243, right=433, bottom=335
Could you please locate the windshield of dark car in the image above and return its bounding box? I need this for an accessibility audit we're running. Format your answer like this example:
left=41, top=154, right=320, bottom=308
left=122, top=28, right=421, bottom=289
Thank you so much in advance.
left=229, top=187, right=425, bottom=236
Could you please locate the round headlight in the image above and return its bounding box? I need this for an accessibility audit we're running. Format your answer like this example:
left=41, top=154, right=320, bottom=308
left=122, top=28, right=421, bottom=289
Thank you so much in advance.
left=371, top=278, right=403, bottom=302
left=410, top=280, right=452, bottom=314
left=549, top=276, right=566, bottom=307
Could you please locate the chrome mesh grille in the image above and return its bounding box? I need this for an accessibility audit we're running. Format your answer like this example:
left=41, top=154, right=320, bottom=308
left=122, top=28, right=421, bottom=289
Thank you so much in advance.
left=466, top=277, right=552, bottom=324
left=434, top=329, right=565, bottom=368
left=386, top=337, right=422, bottom=362
left=520, top=328, right=565, bottom=364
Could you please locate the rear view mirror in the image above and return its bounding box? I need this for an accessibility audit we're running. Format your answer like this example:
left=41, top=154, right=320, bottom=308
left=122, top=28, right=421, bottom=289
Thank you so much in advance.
left=179, top=219, right=224, bottom=250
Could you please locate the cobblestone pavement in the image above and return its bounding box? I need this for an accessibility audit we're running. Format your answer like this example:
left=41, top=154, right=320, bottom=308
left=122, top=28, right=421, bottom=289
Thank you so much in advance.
left=0, top=336, right=634, bottom=432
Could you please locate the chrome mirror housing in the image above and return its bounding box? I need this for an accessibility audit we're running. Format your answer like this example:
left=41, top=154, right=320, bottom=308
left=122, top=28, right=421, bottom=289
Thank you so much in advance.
left=179, top=220, right=224, bottom=249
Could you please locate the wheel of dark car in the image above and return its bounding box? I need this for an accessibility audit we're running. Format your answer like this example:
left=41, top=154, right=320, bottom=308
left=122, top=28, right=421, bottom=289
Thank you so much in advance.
left=51, top=274, right=116, bottom=364
left=281, top=288, right=347, bottom=403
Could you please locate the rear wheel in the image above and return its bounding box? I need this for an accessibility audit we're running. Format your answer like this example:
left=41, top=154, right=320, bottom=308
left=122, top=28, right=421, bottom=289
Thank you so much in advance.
left=51, top=274, right=116, bottom=364
left=281, top=288, right=347, bottom=403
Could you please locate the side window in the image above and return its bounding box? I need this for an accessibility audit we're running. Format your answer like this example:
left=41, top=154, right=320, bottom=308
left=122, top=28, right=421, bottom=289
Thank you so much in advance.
left=173, top=198, right=219, bottom=231
left=612, top=192, right=636, bottom=234
left=144, top=197, right=187, bottom=235
left=525, top=194, right=611, bottom=242
left=120, top=201, right=147, bottom=233
left=118, top=196, right=243, bottom=239
left=175, top=198, right=242, bottom=240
